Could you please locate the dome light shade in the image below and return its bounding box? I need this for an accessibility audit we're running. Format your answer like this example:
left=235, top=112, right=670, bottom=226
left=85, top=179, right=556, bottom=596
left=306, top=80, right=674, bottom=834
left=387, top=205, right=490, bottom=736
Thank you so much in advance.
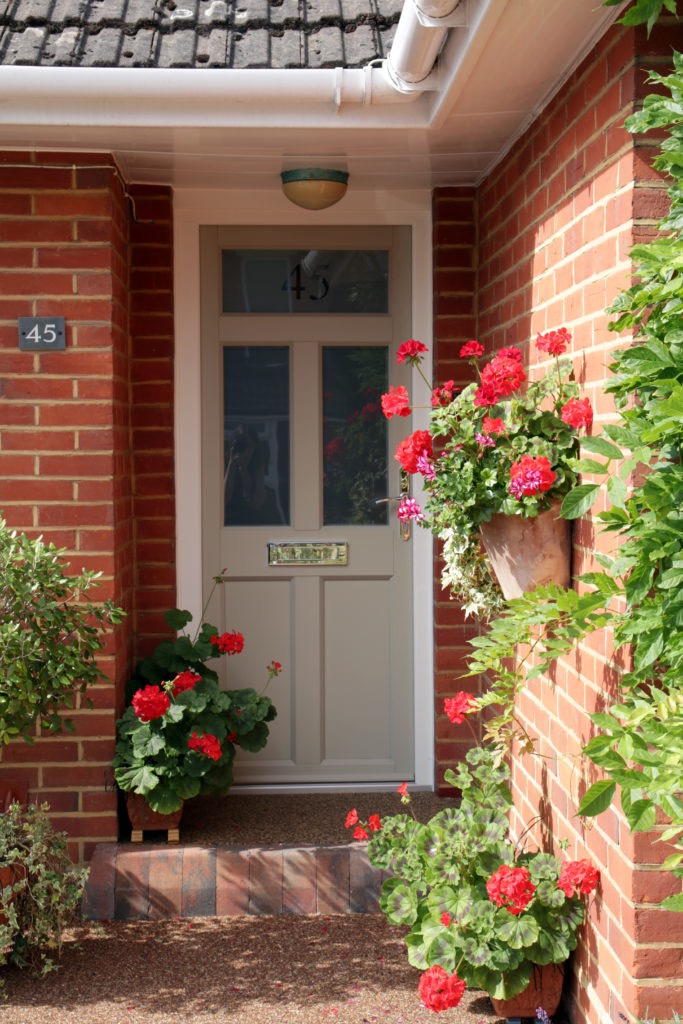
left=281, top=168, right=349, bottom=210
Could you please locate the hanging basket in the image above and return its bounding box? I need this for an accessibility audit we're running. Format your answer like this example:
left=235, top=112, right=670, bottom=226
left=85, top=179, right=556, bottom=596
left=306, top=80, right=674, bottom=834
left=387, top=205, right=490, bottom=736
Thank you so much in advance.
left=125, top=792, right=183, bottom=843
left=490, top=963, right=565, bottom=1018
left=480, top=502, right=571, bottom=600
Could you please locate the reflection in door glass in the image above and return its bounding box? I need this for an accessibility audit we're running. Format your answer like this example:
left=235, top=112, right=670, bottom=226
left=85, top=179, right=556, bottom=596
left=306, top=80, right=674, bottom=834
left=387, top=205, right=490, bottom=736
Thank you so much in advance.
left=224, top=347, right=290, bottom=526
left=323, top=347, right=388, bottom=525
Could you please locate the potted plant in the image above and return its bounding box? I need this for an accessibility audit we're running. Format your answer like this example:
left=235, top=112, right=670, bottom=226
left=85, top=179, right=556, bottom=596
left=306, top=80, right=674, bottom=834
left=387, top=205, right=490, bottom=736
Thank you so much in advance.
left=381, top=332, right=593, bottom=616
left=0, top=802, right=86, bottom=981
left=113, top=587, right=280, bottom=820
left=346, top=737, right=599, bottom=1016
left=0, top=515, right=124, bottom=745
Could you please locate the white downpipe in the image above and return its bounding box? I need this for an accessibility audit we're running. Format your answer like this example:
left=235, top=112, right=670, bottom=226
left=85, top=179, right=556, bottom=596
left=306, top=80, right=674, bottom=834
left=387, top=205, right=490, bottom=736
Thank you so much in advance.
left=385, top=0, right=463, bottom=89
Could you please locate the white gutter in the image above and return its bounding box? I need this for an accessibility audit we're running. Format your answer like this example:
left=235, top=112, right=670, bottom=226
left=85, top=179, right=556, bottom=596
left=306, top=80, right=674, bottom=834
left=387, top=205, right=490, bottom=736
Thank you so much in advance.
left=0, top=1, right=474, bottom=127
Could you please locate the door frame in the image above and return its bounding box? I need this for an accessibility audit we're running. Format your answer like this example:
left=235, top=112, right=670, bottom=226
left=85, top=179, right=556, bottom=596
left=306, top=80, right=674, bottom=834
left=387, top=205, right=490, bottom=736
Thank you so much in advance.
left=173, top=186, right=434, bottom=788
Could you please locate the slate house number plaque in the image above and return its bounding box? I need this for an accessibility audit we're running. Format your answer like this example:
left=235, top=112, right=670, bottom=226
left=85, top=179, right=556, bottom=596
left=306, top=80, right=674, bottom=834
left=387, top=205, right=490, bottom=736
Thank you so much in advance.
left=18, top=317, right=66, bottom=351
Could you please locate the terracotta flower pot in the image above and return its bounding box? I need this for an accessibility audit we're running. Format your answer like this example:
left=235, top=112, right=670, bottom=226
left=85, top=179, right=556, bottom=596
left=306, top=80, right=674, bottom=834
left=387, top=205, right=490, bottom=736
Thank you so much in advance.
left=480, top=502, right=571, bottom=599
left=490, top=963, right=565, bottom=1018
left=125, top=792, right=183, bottom=843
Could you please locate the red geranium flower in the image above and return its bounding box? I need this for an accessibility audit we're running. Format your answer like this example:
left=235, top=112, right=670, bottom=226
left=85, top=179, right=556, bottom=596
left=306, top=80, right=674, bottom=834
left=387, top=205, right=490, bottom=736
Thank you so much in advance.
left=459, top=340, right=484, bottom=359
left=397, top=339, right=428, bottom=365
left=368, top=814, right=382, bottom=832
left=444, top=692, right=476, bottom=724
left=397, top=782, right=409, bottom=797
left=345, top=809, right=359, bottom=828
left=486, top=864, right=536, bottom=915
left=558, top=859, right=599, bottom=898
left=132, top=685, right=171, bottom=722
left=171, top=669, right=201, bottom=696
left=431, top=380, right=458, bottom=407
left=474, top=354, right=527, bottom=406
left=498, top=346, right=523, bottom=361
left=211, top=631, right=245, bottom=655
left=482, top=416, right=505, bottom=435
left=418, top=965, right=466, bottom=1012
left=536, top=327, right=571, bottom=355
left=353, top=825, right=369, bottom=841
left=440, top=912, right=452, bottom=927
left=395, top=430, right=433, bottom=474
left=187, top=731, right=222, bottom=761
left=509, top=455, right=556, bottom=498
left=561, top=396, right=593, bottom=430
left=381, top=385, right=411, bottom=419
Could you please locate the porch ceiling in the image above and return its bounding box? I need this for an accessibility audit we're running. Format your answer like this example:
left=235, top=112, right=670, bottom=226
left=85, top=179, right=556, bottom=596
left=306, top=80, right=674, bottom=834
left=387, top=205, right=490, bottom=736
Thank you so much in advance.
left=0, top=0, right=621, bottom=190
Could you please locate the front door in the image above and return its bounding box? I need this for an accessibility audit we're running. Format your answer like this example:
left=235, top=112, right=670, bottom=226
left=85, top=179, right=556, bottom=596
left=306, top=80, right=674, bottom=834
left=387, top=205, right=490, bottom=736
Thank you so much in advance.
left=201, top=226, right=414, bottom=785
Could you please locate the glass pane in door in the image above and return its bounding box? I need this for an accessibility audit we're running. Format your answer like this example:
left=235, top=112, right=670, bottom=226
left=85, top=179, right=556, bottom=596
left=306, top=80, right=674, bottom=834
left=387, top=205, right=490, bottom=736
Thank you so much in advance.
left=322, top=346, right=388, bottom=525
left=223, top=346, right=290, bottom=526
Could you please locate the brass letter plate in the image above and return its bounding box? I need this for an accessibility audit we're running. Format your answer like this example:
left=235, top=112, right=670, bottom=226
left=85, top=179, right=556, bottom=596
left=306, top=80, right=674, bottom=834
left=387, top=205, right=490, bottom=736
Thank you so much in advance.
left=268, top=541, right=348, bottom=566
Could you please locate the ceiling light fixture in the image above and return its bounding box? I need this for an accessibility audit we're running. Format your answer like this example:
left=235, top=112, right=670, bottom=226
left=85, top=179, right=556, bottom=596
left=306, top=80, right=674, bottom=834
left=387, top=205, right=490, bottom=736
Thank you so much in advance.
left=280, top=168, right=349, bottom=210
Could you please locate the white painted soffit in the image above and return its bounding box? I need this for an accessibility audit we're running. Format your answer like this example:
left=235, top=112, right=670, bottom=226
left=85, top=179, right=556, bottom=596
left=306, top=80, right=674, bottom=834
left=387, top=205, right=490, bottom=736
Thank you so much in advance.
left=0, top=0, right=625, bottom=189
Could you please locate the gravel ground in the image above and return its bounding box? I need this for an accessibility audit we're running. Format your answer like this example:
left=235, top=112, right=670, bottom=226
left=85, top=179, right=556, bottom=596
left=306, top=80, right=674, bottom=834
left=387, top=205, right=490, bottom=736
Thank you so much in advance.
left=2, top=916, right=506, bottom=1024
left=180, top=791, right=458, bottom=847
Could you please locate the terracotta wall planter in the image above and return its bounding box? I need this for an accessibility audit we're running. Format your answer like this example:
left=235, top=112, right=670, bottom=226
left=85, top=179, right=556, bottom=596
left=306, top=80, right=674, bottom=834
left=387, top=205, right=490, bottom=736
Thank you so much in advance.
left=125, top=793, right=183, bottom=843
left=480, top=502, right=571, bottom=599
left=490, top=963, right=565, bottom=1018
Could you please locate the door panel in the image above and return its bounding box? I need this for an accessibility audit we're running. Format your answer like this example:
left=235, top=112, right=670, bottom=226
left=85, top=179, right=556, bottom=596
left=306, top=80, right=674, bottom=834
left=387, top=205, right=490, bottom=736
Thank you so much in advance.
left=201, top=226, right=413, bottom=785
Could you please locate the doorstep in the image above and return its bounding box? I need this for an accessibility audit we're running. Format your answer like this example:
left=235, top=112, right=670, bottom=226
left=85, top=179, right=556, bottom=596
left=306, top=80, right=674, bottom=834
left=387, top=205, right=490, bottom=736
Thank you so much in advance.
left=81, top=841, right=385, bottom=921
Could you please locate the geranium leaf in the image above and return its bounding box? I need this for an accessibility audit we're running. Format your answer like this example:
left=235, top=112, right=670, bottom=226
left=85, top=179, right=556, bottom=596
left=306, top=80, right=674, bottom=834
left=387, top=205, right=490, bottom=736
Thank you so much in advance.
left=496, top=914, right=539, bottom=950
left=379, top=879, right=418, bottom=925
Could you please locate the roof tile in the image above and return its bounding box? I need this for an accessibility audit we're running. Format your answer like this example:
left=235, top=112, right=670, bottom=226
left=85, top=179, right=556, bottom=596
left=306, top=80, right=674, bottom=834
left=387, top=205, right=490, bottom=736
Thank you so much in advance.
left=0, top=0, right=401, bottom=68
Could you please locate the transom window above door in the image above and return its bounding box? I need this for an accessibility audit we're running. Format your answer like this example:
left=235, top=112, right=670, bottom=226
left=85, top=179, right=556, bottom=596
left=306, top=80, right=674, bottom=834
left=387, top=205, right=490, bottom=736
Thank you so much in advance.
left=221, top=249, right=388, bottom=314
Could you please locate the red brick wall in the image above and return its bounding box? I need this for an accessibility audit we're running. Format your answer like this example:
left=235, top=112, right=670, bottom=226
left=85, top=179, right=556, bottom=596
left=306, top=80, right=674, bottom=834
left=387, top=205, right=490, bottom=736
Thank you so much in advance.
left=128, top=185, right=177, bottom=669
left=0, top=154, right=134, bottom=858
left=433, top=20, right=682, bottom=1024
left=0, top=159, right=176, bottom=860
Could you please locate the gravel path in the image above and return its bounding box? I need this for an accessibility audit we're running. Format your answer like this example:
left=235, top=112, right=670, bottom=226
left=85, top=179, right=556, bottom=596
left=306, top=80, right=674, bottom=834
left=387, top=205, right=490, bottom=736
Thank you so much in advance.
left=2, top=916, right=505, bottom=1024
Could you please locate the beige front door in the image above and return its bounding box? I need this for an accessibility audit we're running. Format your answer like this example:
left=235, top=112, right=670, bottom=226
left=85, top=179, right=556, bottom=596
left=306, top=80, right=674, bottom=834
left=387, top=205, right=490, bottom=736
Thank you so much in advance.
left=201, top=226, right=414, bottom=785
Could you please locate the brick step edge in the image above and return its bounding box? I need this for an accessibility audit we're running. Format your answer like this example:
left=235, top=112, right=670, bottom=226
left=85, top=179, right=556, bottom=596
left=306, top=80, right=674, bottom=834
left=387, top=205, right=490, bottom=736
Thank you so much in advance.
left=81, top=842, right=388, bottom=921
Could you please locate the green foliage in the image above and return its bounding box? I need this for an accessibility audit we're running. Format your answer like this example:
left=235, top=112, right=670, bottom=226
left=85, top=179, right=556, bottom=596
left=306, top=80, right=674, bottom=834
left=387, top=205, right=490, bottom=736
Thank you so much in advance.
left=113, top=594, right=278, bottom=814
left=0, top=802, right=86, bottom=979
left=555, top=50, right=683, bottom=882
left=463, top=582, right=617, bottom=753
left=604, top=0, right=680, bottom=35
left=0, top=517, right=124, bottom=745
left=366, top=748, right=597, bottom=1000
